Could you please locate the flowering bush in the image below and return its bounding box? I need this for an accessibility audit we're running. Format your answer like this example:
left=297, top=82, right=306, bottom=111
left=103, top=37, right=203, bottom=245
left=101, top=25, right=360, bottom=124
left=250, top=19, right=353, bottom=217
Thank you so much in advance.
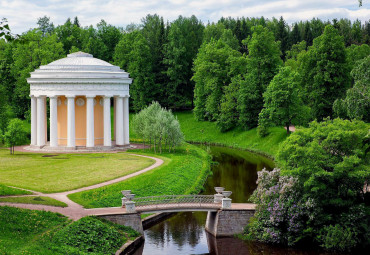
left=244, top=168, right=319, bottom=246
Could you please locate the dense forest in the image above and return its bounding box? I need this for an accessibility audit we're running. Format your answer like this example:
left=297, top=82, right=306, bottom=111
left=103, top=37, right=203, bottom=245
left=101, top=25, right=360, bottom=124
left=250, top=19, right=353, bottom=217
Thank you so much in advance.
left=0, top=15, right=369, bottom=137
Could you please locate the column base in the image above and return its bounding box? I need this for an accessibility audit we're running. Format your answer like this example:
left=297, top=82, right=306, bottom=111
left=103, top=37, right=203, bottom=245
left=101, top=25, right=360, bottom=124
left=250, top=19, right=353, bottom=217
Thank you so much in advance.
left=29, top=144, right=45, bottom=149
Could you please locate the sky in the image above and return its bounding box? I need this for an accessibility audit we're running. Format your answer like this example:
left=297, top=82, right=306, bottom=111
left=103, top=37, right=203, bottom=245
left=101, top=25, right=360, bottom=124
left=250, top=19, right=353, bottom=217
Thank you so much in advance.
left=1, top=0, right=370, bottom=34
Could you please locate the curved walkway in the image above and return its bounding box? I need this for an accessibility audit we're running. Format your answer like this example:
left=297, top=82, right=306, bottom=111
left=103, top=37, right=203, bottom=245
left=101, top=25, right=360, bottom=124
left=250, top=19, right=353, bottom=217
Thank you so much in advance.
left=0, top=154, right=163, bottom=220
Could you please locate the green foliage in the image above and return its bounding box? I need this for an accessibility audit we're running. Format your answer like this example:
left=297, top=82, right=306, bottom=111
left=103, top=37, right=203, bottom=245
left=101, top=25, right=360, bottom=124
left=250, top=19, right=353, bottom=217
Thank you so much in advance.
left=299, top=25, right=350, bottom=120
left=333, top=55, right=370, bottom=121
left=0, top=206, right=69, bottom=254
left=275, top=118, right=370, bottom=251
left=114, top=31, right=156, bottom=112
left=193, top=30, right=244, bottom=122
left=238, top=25, right=282, bottom=129
left=3, top=118, right=28, bottom=154
left=0, top=184, right=31, bottom=196
left=164, top=15, right=204, bottom=109
left=133, top=102, right=184, bottom=153
left=11, top=29, right=64, bottom=117
left=68, top=144, right=211, bottom=208
left=258, top=66, right=308, bottom=135
left=53, top=216, right=138, bottom=254
left=319, top=224, right=357, bottom=252
left=0, top=207, right=138, bottom=255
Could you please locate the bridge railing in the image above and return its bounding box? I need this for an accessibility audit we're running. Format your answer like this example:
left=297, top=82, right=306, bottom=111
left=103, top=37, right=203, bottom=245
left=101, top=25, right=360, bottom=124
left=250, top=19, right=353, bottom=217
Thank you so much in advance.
left=132, top=194, right=216, bottom=208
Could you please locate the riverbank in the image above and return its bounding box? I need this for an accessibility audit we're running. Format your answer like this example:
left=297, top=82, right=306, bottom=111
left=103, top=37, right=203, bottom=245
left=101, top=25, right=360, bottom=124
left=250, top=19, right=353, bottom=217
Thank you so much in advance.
left=129, top=111, right=287, bottom=158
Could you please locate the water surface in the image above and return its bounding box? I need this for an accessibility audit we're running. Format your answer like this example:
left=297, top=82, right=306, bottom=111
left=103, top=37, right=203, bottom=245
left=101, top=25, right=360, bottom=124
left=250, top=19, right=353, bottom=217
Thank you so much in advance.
left=138, top=146, right=331, bottom=255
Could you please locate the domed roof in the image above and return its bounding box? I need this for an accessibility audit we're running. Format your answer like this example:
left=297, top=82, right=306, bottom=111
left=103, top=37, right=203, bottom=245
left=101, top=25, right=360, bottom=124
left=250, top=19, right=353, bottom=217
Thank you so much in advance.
left=45, top=52, right=114, bottom=68
left=27, top=51, right=131, bottom=85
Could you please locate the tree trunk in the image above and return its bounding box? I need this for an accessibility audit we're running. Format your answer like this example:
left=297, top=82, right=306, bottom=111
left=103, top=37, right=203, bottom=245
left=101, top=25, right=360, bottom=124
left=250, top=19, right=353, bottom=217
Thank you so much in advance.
left=286, top=123, right=290, bottom=134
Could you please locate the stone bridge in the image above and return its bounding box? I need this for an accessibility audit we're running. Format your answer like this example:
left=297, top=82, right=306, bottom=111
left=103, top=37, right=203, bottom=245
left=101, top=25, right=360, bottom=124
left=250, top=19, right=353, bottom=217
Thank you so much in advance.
left=95, top=188, right=256, bottom=237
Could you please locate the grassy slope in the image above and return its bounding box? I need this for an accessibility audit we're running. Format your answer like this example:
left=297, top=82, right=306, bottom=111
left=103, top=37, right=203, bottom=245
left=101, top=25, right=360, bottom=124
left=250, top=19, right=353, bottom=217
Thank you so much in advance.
left=0, top=206, right=138, bottom=255
left=0, top=196, right=68, bottom=207
left=69, top=143, right=211, bottom=208
left=0, top=184, right=32, bottom=196
left=0, top=150, right=154, bottom=193
left=129, top=111, right=287, bottom=158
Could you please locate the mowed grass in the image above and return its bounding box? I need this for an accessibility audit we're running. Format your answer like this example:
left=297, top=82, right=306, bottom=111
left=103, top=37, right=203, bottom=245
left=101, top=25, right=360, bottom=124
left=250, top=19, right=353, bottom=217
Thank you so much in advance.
left=0, top=196, right=68, bottom=207
left=69, top=143, right=211, bottom=208
left=0, top=206, right=138, bottom=255
left=129, top=111, right=287, bottom=157
left=0, top=184, right=32, bottom=196
left=0, top=150, right=155, bottom=193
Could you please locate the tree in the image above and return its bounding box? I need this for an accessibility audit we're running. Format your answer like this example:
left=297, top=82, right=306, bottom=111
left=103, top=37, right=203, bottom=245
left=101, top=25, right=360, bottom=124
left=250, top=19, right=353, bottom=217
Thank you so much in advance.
left=55, top=18, right=83, bottom=54
left=0, top=18, right=16, bottom=41
left=0, top=84, right=8, bottom=143
left=37, top=16, right=54, bottom=36
left=141, top=14, right=167, bottom=104
left=133, top=102, right=184, bottom=153
left=193, top=30, right=242, bottom=121
left=238, top=25, right=282, bottom=129
left=276, top=17, right=289, bottom=57
left=333, top=55, right=370, bottom=121
left=290, top=23, right=301, bottom=46
left=114, top=31, right=155, bottom=112
left=276, top=118, right=369, bottom=251
left=96, top=20, right=122, bottom=62
left=11, top=29, right=64, bottom=118
left=299, top=25, right=350, bottom=121
left=164, top=15, right=204, bottom=109
left=3, top=118, right=28, bottom=154
left=258, top=66, right=308, bottom=135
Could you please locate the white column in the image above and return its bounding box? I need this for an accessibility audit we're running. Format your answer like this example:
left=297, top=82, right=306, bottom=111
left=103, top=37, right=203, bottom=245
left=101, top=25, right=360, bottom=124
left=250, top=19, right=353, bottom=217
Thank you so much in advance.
left=30, top=96, right=37, bottom=146
left=67, top=96, right=75, bottom=148
left=86, top=96, right=95, bottom=148
left=49, top=96, right=58, bottom=147
left=115, top=96, right=124, bottom=146
left=123, top=96, right=129, bottom=145
left=104, top=96, right=112, bottom=147
left=36, top=96, right=46, bottom=147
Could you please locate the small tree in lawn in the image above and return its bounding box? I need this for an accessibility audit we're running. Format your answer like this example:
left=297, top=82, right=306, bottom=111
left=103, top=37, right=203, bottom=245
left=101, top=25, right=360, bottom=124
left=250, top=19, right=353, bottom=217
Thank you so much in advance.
left=133, top=102, right=184, bottom=153
left=258, top=66, right=309, bottom=136
left=3, top=119, right=28, bottom=154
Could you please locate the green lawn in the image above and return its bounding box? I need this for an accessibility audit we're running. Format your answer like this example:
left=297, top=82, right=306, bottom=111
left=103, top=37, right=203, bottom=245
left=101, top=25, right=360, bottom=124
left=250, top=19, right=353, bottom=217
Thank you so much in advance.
left=0, top=184, right=32, bottom=196
left=129, top=111, right=287, bottom=157
left=0, top=150, right=155, bottom=193
left=69, top=143, right=211, bottom=208
left=0, top=206, right=138, bottom=255
left=0, top=196, right=68, bottom=207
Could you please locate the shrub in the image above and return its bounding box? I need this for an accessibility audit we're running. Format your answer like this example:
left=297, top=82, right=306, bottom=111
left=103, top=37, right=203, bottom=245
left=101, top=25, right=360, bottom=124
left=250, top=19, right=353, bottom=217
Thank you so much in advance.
left=53, top=216, right=139, bottom=254
left=245, top=168, right=318, bottom=246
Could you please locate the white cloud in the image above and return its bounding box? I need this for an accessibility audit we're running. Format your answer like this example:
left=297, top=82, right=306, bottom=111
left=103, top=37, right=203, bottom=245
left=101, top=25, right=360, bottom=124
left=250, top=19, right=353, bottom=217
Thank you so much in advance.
left=0, top=0, right=369, bottom=34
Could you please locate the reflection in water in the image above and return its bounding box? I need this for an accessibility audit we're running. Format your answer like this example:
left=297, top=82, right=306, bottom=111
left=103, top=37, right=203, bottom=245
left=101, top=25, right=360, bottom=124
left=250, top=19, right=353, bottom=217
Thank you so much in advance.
left=141, top=146, right=325, bottom=255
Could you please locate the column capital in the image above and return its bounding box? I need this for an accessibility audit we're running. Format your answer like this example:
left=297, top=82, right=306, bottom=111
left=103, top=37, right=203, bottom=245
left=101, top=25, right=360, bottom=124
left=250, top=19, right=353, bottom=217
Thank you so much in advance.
left=124, top=95, right=130, bottom=98
left=103, top=95, right=113, bottom=98
left=86, top=95, right=96, bottom=99
left=49, top=95, right=59, bottom=99
left=65, top=95, right=76, bottom=99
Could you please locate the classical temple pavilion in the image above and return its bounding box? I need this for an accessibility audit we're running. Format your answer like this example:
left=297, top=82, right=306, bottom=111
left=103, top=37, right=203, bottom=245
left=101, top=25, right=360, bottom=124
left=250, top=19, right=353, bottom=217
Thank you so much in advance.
left=27, top=51, right=131, bottom=150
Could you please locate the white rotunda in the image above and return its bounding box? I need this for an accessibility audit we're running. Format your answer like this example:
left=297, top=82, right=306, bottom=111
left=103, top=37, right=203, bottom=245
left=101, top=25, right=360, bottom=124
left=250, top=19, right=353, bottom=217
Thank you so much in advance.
left=27, top=51, right=132, bottom=150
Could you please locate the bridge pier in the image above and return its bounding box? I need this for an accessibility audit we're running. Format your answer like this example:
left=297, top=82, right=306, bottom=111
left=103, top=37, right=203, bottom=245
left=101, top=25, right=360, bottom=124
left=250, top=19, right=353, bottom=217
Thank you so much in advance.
left=205, top=209, right=255, bottom=237
left=98, top=213, right=144, bottom=236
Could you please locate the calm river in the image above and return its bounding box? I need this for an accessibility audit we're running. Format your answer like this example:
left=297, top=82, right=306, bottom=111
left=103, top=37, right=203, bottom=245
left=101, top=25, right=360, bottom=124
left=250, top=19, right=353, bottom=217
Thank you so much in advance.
left=135, top=146, right=333, bottom=255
